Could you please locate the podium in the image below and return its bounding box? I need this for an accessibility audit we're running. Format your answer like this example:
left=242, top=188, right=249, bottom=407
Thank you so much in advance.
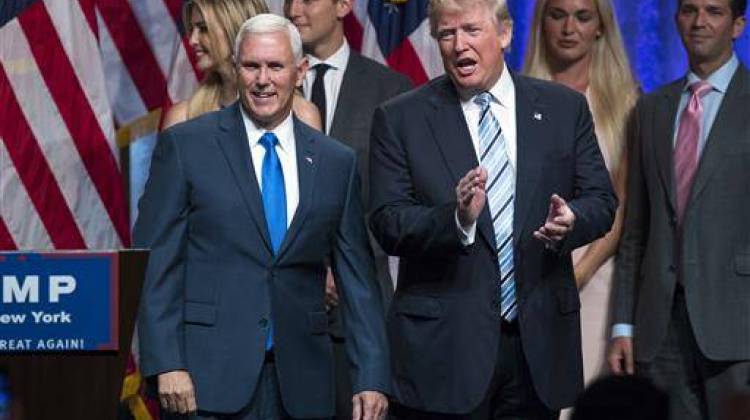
left=0, top=250, right=148, bottom=420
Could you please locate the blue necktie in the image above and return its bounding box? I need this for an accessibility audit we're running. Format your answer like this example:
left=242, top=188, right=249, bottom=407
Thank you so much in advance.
left=260, top=132, right=286, bottom=349
left=475, top=92, right=517, bottom=322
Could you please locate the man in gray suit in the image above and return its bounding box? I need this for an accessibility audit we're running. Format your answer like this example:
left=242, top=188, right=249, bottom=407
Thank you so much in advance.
left=609, top=0, right=750, bottom=418
left=284, top=0, right=411, bottom=417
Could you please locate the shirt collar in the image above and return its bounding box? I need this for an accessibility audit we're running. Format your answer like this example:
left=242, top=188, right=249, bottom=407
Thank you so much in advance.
left=240, top=105, right=295, bottom=152
left=685, top=53, right=738, bottom=94
left=462, top=61, right=514, bottom=109
left=307, top=39, right=350, bottom=72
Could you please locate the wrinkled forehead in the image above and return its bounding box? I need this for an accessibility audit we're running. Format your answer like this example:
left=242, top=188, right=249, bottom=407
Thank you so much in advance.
left=238, top=31, right=293, bottom=59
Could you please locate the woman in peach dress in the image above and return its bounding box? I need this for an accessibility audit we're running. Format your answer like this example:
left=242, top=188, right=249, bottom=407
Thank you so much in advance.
left=524, top=0, right=638, bottom=394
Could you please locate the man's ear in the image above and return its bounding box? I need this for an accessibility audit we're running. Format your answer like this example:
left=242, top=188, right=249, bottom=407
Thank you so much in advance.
left=336, top=0, right=353, bottom=19
left=732, top=15, right=746, bottom=40
left=296, top=56, right=309, bottom=87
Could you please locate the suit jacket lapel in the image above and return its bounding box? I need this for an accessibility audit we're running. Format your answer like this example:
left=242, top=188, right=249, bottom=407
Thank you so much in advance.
left=276, top=117, right=318, bottom=260
left=654, top=81, right=683, bottom=215
left=329, top=52, right=362, bottom=138
left=427, top=77, right=497, bottom=251
left=215, top=102, right=273, bottom=253
left=512, top=75, right=545, bottom=247
left=690, top=68, right=750, bottom=203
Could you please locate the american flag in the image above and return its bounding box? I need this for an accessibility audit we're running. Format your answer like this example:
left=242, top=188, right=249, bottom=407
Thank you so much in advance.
left=1, top=1, right=200, bottom=418
left=0, top=0, right=446, bottom=253
left=0, top=0, right=202, bottom=252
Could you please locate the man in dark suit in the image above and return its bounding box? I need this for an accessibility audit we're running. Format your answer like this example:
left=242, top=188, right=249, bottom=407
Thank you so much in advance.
left=284, top=0, right=411, bottom=417
left=368, top=0, right=617, bottom=417
left=609, top=0, right=750, bottom=418
left=134, top=14, right=388, bottom=420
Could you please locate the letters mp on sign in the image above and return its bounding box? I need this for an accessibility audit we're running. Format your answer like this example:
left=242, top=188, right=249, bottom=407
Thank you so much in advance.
left=0, top=252, right=119, bottom=352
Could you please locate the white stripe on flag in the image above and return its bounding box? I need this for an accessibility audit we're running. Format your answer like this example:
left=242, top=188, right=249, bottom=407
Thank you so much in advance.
left=0, top=19, right=121, bottom=249
left=129, top=0, right=198, bottom=102
left=97, top=9, right=149, bottom=125
left=46, top=0, right=117, bottom=158
left=267, top=0, right=285, bottom=17
left=359, top=17, right=388, bottom=65
left=408, top=19, right=444, bottom=80
left=0, top=139, right=54, bottom=250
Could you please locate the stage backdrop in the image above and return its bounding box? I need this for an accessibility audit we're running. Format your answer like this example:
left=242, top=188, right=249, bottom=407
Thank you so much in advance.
left=505, top=0, right=750, bottom=92
left=1, top=2, right=749, bottom=419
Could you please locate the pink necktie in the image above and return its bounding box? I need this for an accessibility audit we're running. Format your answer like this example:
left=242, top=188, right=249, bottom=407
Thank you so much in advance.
left=674, top=80, right=712, bottom=223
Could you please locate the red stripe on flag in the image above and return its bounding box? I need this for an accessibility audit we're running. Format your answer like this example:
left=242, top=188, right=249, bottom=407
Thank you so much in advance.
left=0, top=218, right=17, bottom=251
left=18, top=3, right=130, bottom=247
left=344, top=14, right=363, bottom=52
left=385, top=39, right=429, bottom=86
left=162, top=0, right=183, bottom=23
left=97, top=0, right=170, bottom=110
left=78, top=0, right=98, bottom=39
left=0, top=65, right=87, bottom=249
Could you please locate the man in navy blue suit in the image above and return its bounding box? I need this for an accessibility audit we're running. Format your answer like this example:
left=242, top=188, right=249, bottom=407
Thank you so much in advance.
left=134, top=13, right=388, bottom=420
left=368, top=0, right=616, bottom=417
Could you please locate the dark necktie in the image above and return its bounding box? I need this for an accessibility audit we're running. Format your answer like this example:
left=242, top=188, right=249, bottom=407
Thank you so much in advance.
left=259, top=132, right=286, bottom=350
left=310, top=63, right=331, bottom=132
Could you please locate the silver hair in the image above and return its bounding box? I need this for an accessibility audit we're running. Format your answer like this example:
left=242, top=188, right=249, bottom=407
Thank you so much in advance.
left=233, top=13, right=303, bottom=63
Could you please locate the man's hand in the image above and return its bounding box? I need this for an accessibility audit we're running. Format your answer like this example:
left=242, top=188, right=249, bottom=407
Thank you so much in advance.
left=352, top=391, right=388, bottom=420
left=158, top=370, right=197, bottom=415
left=608, top=337, right=635, bottom=375
left=533, top=194, right=575, bottom=247
left=325, top=268, right=339, bottom=311
left=456, top=167, right=488, bottom=228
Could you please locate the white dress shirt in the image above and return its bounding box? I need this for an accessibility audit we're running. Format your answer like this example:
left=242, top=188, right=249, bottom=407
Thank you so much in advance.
left=457, top=63, right=517, bottom=244
left=241, top=107, right=299, bottom=227
left=302, top=41, right=350, bottom=135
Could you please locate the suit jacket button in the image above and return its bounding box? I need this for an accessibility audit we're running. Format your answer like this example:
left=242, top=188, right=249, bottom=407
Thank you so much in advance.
left=668, top=264, right=676, bottom=272
left=259, top=318, right=268, bottom=328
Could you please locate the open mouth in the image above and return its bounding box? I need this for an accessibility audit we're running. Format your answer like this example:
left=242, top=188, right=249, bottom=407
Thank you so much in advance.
left=455, top=58, right=477, bottom=76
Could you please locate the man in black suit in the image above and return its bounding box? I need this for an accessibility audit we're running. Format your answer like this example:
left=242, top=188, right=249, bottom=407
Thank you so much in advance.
left=368, top=0, right=617, bottom=417
left=609, top=0, right=750, bottom=418
left=134, top=14, right=388, bottom=419
left=284, top=0, right=411, bottom=417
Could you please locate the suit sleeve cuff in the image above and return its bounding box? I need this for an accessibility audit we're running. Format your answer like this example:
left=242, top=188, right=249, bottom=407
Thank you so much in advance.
left=455, top=210, right=476, bottom=245
left=611, top=323, right=634, bottom=339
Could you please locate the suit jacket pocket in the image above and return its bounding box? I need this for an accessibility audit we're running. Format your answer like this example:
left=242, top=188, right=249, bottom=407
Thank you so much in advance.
left=735, top=254, right=750, bottom=276
left=308, top=311, right=328, bottom=334
left=557, top=288, right=581, bottom=314
left=184, top=302, right=216, bottom=326
left=394, top=295, right=442, bottom=319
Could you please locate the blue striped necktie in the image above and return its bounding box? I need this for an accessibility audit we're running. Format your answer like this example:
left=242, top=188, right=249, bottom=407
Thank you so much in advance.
left=260, top=132, right=287, bottom=349
left=475, top=92, right=517, bottom=322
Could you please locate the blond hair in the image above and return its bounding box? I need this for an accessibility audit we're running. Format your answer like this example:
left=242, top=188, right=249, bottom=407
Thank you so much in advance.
left=183, top=0, right=269, bottom=118
left=428, top=0, right=513, bottom=38
left=523, top=0, right=637, bottom=172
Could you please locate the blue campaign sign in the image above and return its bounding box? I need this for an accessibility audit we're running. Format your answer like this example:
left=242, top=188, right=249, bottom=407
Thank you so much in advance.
left=0, top=252, right=119, bottom=352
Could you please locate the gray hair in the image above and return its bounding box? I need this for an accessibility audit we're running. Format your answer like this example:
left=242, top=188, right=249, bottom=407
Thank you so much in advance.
left=233, top=13, right=303, bottom=63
